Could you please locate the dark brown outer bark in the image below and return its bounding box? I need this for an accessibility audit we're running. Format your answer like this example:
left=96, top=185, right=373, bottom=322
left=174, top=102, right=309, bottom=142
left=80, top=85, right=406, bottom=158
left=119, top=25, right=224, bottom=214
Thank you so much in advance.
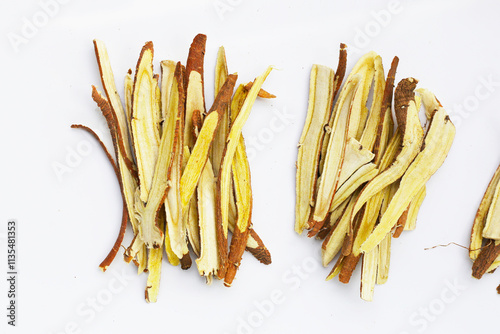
left=394, top=77, right=418, bottom=133
left=93, top=41, right=137, bottom=177
left=186, top=34, right=207, bottom=114
left=224, top=226, right=251, bottom=287
left=91, top=86, right=138, bottom=179
left=339, top=253, right=361, bottom=284
left=332, top=43, right=348, bottom=99
left=306, top=44, right=348, bottom=238
left=244, top=82, right=276, bottom=98
left=180, top=253, right=192, bottom=270
left=342, top=205, right=365, bottom=257
left=316, top=225, right=332, bottom=240
left=372, top=56, right=399, bottom=160
left=173, top=62, right=191, bottom=267
left=208, top=74, right=237, bottom=119
left=211, top=75, right=238, bottom=279
left=246, top=229, right=272, bottom=265
left=472, top=240, right=500, bottom=279
left=71, top=124, right=129, bottom=272
left=496, top=284, right=500, bottom=294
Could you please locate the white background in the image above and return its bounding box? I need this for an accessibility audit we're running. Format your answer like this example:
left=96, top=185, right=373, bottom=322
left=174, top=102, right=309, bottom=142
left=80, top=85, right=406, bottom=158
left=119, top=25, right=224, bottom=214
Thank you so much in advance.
left=1, top=0, right=500, bottom=333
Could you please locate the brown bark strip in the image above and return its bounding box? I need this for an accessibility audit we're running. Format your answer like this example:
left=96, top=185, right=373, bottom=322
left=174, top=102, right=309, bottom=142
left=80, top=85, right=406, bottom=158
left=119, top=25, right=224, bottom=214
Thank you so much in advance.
left=93, top=40, right=137, bottom=177
left=342, top=205, right=365, bottom=257
left=472, top=240, right=500, bottom=279
left=317, top=225, right=332, bottom=241
left=332, top=43, right=348, bottom=99
left=393, top=206, right=409, bottom=238
left=339, top=253, right=361, bottom=284
left=180, top=253, right=192, bottom=270
left=71, top=124, right=128, bottom=272
left=224, top=227, right=251, bottom=286
left=245, top=228, right=272, bottom=265
left=244, top=82, right=276, bottom=98
left=223, top=81, right=256, bottom=285
left=394, top=78, right=418, bottom=133
left=186, top=34, right=207, bottom=113
left=181, top=73, right=237, bottom=210
left=185, top=34, right=207, bottom=150
left=372, top=56, right=399, bottom=160
left=71, top=124, right=118, bottom=175
left=497, top=284, right=500, bottom=294
left=98, top=205, right=128, bottom=271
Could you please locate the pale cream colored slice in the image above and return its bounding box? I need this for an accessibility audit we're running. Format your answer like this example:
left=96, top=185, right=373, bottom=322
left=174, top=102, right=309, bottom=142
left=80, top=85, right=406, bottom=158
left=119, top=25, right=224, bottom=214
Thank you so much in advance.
left=145, top=220, right=164, bottom=303
left=94, top=39, right=134, bottom=161
left=124, top=70, right=134, bottom=141
left=196, top=156, right=220, bottom=283
left=483, top=180, right=500, bottom=240
left=469, top=164, right=500, bottom=259
left=164, top=221, right=180, bottom=266
left=219, top=67, right=273, bottom=242
left=183, top=146, right=201, bottom=257
left=361, top=246, right=378, bottom=301
left=139, top=66, right=181, bottom=250
left=359, top=55, right=386, bottom=150
left=312, top=75, right=362, bottom=224
left=322, top=194, right=357, bottom=267
left=376, top=233, right=391, bottom=284
left=131, top=43, right=161, bottom=203
left=361, top=93, right=456, bottom=253
left=153, top=74, right=162, bottom=134
left=164, top=69, right=188, bottom=258
left=295, top=65, right=335, bottom=234
left=231, top=122, right=252, bottom=233
left=181, top=111, right=220, bottom=210
left=212, top=46, right=230, bottom=176
left=160, top=61, right=176, bottom=124
left=350, top=57, right=376, bottom=141
left=337, top=137, right=375, bottom=185
left=328, top=200, right=349, bottom=229
left=350, top=130, right=402, bottom=256
left=404, top=185, right=426, bottom=231
left=352, top=189, right=386, bottom=256
left=185, top=71, right=205, bottom=148
left=329, top=163, right=378, bottom=213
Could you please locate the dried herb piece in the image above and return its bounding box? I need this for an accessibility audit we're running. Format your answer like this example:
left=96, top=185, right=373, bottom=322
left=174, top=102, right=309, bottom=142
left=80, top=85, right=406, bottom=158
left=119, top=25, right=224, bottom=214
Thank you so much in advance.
left=181, top=74, right=237, bottom=212
left=224, top=88, right=254, bottom=286
left=309, top=75, right=362, bottom=230
left=216, top=66, right=272, bottom=278
left=295, top=65, right=336, bottom=234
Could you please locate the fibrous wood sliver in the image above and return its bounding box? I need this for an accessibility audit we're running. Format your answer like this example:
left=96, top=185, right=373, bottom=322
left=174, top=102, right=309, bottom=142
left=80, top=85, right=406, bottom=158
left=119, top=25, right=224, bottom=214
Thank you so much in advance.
left=217, top=66, right=272, bottom=278
left=224, top=87, right=254, bottom=286
left=470, top=164, right=500, bottom=260
left=295, top=65, right=335, bottom=234
left=131, top=42, right=161, bottom=204
left=211, top=46, right=230, bottom=177
left=164, top=63, right=189, bottom=262
left=180, top=74, right=237, bottom=212
left=309, top=74, right=362, bottom=230
left=322, top=192, right=358, bottom=267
